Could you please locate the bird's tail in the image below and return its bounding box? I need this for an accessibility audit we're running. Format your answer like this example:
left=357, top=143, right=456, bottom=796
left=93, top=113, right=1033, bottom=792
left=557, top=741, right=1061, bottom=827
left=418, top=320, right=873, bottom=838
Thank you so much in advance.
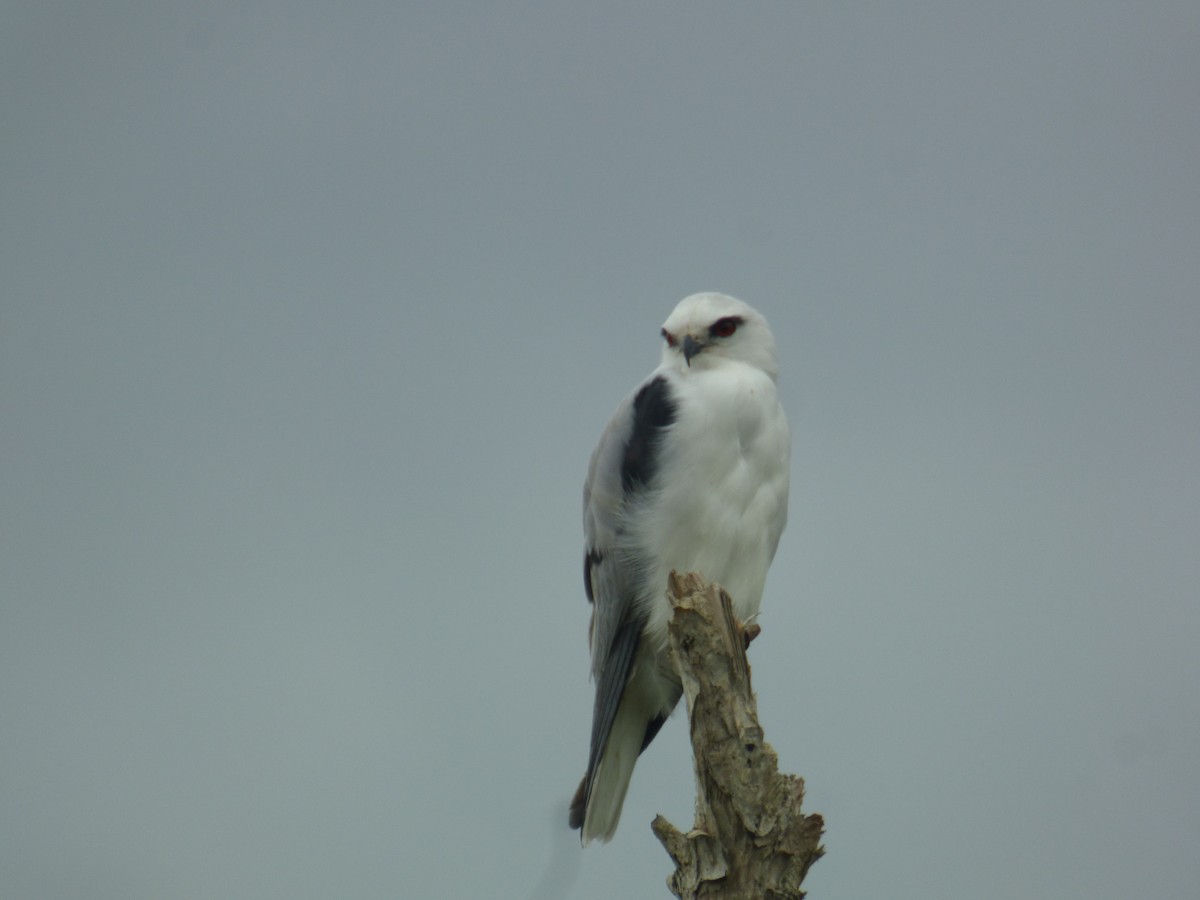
left=569, top=696, right=647, bottom=844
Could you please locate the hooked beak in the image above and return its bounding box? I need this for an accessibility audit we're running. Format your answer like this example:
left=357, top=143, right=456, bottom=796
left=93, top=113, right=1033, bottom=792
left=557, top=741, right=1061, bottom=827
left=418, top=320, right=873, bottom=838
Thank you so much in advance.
left=682, top=335, right=705, bottom=366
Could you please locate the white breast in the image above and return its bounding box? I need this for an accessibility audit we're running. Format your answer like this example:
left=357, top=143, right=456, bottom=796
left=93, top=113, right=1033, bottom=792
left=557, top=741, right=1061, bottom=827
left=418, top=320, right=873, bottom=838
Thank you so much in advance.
left=624, top=362, right=790, bottom=648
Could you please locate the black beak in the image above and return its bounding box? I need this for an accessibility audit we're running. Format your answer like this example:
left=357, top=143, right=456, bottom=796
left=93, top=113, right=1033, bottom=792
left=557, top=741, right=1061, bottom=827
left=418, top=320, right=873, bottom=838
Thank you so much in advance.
left=682, top=335, right=705, bottom=366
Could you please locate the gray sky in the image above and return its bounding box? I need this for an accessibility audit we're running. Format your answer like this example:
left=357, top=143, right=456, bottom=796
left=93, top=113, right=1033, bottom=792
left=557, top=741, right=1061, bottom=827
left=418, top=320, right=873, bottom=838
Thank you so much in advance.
left=2, top=2, right=1198, bottom=898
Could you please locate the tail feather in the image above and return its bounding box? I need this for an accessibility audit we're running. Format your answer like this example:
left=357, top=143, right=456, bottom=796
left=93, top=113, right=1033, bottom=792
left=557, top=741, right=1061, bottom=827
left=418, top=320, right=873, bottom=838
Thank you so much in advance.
left=570, top=629, right=683, bottom=843
left=568, top=776, right=587, bottom=831
left=574, top=697, right=646, bottom=844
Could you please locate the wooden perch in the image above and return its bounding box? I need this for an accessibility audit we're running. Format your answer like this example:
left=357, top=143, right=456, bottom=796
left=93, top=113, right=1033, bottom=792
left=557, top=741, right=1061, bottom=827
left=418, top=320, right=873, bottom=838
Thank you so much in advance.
left=651, top=572, right=824, bottom=899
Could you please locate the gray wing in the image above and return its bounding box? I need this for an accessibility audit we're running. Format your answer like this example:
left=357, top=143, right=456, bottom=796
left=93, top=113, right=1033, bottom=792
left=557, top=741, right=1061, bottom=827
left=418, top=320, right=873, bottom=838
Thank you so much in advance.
left=582, top=392, right=636, bottom=675
left=572, top=374, right=677, bottom=828
left=584, top=372, right=678, bottom=678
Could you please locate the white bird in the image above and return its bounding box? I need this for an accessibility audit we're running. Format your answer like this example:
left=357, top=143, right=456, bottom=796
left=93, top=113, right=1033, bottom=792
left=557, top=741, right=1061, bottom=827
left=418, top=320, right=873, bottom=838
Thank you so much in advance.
left=569, top=292, right=790, bottom=843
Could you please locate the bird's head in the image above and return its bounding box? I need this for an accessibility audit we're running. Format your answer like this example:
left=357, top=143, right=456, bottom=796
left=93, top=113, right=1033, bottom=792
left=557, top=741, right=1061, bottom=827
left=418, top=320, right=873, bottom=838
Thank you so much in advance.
left=659, top=292, right=779, bottom=379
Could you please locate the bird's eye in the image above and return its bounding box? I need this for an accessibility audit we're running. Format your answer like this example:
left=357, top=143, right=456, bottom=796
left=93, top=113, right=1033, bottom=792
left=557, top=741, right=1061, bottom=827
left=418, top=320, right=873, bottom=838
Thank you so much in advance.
left=661, top=328, right=676, bottom=347
left=709, top=317, right=742, bottom=339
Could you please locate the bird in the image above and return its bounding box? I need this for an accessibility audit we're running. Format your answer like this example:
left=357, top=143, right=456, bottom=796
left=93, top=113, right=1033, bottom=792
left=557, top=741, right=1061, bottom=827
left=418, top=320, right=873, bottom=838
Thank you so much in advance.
left=569, top=292, right=790, bottom=844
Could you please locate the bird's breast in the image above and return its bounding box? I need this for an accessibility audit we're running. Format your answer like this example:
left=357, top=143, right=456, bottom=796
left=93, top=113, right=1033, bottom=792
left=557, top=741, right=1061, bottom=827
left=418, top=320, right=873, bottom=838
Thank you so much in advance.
left=624, top=365, right=789, bottom=645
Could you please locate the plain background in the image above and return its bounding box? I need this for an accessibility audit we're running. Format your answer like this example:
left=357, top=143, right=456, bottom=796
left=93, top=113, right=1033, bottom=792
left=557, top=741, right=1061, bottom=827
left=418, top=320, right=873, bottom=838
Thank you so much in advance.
left=2, top=3, right=1198, bottom=898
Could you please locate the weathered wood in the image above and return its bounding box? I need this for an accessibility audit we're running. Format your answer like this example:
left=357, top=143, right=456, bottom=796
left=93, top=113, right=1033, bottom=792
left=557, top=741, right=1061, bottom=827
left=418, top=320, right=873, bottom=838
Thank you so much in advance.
left=652, top=572, right=824, bottom=899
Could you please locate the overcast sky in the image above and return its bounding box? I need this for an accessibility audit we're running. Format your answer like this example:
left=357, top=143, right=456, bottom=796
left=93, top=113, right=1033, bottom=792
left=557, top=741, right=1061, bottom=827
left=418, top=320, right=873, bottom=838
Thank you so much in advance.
left=2, top=3, right=1198, bottom=898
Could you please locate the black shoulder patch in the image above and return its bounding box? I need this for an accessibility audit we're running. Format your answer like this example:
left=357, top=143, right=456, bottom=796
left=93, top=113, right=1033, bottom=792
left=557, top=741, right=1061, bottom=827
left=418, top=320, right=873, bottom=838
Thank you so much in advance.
left=620, top=376, right=677, bottom=494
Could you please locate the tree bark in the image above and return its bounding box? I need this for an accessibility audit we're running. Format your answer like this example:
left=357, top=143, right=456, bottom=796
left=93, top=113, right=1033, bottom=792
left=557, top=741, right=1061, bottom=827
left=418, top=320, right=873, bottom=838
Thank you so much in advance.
left=651, top=572, right=825, bottom=898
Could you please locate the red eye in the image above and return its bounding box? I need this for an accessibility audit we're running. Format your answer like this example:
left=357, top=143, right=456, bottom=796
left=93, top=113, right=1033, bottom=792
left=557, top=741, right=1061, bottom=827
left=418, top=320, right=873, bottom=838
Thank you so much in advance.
left=709, top=316, right=741, bottom=339
left=661, top=328, right=676, bottom=347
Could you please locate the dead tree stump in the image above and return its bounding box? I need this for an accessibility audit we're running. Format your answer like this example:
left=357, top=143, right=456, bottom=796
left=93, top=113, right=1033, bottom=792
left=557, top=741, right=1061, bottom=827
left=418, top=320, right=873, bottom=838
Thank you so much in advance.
left=651, top=572, right=824, bottom=898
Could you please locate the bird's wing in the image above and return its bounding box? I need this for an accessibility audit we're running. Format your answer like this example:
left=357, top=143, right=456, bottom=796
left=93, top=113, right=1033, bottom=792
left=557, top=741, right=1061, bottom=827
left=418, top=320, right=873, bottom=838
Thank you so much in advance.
left=576, top=373, right=677, bottom=816
left=582, top=389, right=637, bottom=712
